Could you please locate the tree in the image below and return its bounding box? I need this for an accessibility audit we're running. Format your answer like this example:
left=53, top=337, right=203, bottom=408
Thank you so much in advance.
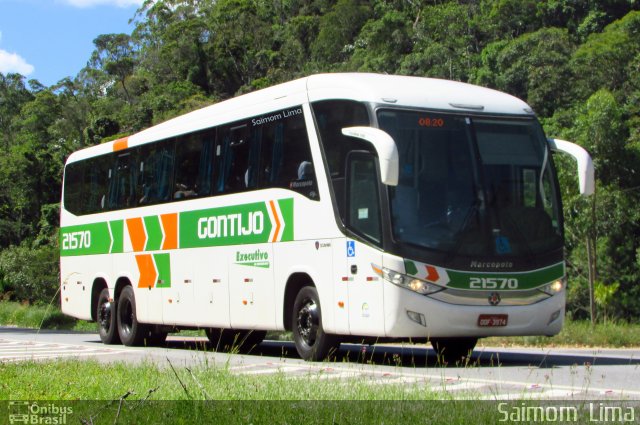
left=556, top=90, right=640, bottom=322
left=571, top=11, right=640, bottom=100
left=0, top=73, right=34, bottom=149
left=311, top=0, right=371, bottom=66
left=349, top=2, right=413, bottom=74
left=91, top=34, right=137, bottom=103
left=398, top=2, right=482, bottom=81
left=474, top=28, right=574, bottom=117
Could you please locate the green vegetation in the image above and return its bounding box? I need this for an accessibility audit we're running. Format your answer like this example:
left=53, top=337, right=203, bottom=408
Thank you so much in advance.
left=483, top=319, right=640, bottom=348
left=0, top=301, right=93, bottom=331
left=0, top=360, right=507, bottom=423
left=0, top=359, right=443, bottom=400
left=1, top=1, right=640, bottom=323
left=0, top=361, right=624, bottom=424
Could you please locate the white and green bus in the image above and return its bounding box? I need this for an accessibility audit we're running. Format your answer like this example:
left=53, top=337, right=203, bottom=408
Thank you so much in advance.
left=60, top=73, right=593, bottom=362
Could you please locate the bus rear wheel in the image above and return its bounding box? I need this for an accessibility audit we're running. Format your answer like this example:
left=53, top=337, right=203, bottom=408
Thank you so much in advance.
left=430, top=337, right=478, bottom=365
left=292, top=286, right=339, bottom=361
left=97, top=288, right=120, bottom=345
left=116, top=286, right=148, bottom=346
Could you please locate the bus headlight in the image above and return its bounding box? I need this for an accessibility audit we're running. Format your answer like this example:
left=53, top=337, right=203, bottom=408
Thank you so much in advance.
left=540, top=278, right=565, bottom=296
left=372, top=264, right=444, bottom=296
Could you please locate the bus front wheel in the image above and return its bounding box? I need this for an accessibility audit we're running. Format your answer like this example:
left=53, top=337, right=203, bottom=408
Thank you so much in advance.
left=116, top=286, right=148, bottom=346
left=97, top=288, right=120, bottom=345
left=430, top=337, right=478, bottom=365
left=292, top=286, right=339, bottom=361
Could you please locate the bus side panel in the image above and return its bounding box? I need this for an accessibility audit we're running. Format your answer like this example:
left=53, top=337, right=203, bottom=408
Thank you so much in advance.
left=111, top=252, right=159, bottom=325
left=331, top=237, right=349, bottom=334
left=194, top=246, right=230, bottom=328
left=60, top=255, right=95, bottom=321
left=229, top=243, right=275, bottom=330
left=162, top=248, right=196, bottom=326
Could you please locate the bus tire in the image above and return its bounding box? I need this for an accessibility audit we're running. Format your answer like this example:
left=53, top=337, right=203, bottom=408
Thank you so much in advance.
left=116, top=286, right=148, bottom=346
left=97, top=288, right=120, bottom=345
left=430, top=337, right=477, bottom=365
left=292, top=286, right=339, bottom=361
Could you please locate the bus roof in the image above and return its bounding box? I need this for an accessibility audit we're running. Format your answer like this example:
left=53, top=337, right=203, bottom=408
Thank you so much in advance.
left=67, top=73, right=534, bottom=163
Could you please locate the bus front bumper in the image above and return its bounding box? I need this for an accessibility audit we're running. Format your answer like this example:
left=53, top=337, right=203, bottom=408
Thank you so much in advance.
left=383, top=282, right=565, bottom=339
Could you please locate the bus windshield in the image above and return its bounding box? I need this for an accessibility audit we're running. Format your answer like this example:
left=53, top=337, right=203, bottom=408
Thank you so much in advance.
left=378, top=109, right=562, bottom=257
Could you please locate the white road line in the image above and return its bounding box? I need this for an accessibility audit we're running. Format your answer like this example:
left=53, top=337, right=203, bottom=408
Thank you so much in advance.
left=0, top=348, right=104, bottom=354
left=440, top=382, right=489, bottom=392
left=480, top=389, right=582, bottom=400
left=0, top=351, right=126, bottom=361
left=0, top=338, right=126, bottom=363
left=315, top=364, right=640, bottom=398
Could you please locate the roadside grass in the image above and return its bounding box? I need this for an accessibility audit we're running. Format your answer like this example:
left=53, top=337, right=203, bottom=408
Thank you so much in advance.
left=0, top=359, right=614, bottom=424
left=0, top=359, right=434, bottom=400
left=0, top=301, right=94, bottom=331
left=0, top=359, right=502, bottom=423
left=481, top=319, right=640, bottom=348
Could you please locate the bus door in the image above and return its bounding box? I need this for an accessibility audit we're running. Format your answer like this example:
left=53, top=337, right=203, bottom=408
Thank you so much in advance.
left=345, top=152, right=385, bottom=336
left=345, top=240, right=384, bottom=336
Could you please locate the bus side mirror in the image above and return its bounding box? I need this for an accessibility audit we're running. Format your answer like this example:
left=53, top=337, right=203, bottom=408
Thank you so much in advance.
left=342, top=127, right=399, bottom=186
left=547, top=138, right=595, bottom=196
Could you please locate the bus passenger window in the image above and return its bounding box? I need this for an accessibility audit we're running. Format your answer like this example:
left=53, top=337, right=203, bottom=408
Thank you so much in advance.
left=216, top=123, right=257, bottom=194
left=257, top=107, right=319, bottom=200
left=138, top=140, right=175, bottom=206
left=63, top=161, right=84, bottom=215
left=86, top=155, right=112, bottom=213
left=174, top=131, right=215, bottom=200
left=63, top=154, right=112, bottom=215
left=108, top=152, right=138, bottom=210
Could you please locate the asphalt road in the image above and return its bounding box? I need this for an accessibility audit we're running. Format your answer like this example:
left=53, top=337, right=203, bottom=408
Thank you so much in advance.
left=2, top=327, right=639, bottom=400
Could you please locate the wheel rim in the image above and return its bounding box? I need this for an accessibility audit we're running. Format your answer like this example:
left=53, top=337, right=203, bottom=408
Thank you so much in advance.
left=296, top=297, right=319, bottom=347
left=98, top=299, right=112, bottom=333
left=119, top=298, right=133, bottom=336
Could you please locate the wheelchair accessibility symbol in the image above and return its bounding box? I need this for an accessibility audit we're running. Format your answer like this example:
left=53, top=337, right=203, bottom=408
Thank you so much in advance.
left=347, top=241, right=356, bottom=257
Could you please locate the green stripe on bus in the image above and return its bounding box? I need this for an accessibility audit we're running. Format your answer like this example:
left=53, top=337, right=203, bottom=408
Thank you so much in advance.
left=278, top=198, right=294, bottom=242
left=178, top=199, right=294, bottom=249
left=144, top=216, right=163, bottom=251
left=109, top=220, right=124, bottom=253
left=60, top=198, right=295, bottom=255
left=154, top=253, right=171, bottom=288
left=404, top=260, right=418, bottom=276
left=60, top=222, right=112, bottom=257
left=446, top=262, right=564, bottom=290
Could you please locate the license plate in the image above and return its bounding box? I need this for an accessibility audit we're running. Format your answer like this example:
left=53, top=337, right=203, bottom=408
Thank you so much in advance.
left=478, top=314, right=508, bottom=327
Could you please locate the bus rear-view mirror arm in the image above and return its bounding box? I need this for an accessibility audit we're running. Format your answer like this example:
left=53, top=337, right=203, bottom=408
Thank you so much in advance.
left=342, top=127, right=399, bottom=186
left=547, top=138, right=595, bottom=196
